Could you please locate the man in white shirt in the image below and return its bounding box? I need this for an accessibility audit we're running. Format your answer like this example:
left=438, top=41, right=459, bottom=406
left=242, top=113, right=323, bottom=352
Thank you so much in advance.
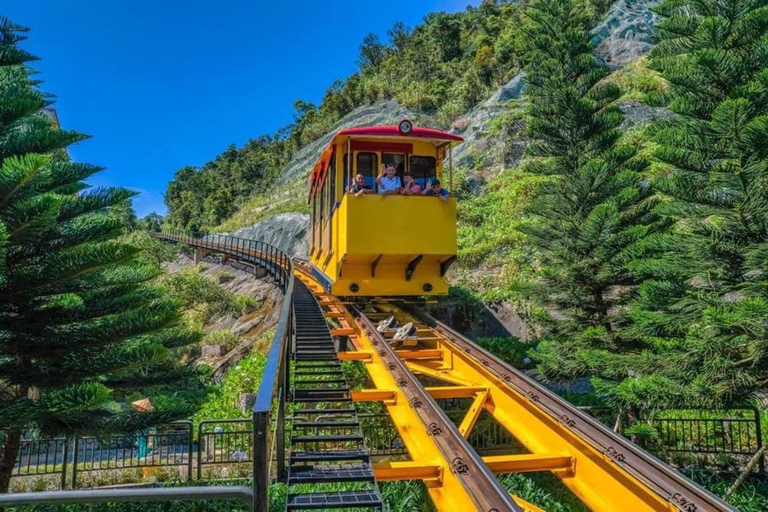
left=376, top=163, right=402, bottom=195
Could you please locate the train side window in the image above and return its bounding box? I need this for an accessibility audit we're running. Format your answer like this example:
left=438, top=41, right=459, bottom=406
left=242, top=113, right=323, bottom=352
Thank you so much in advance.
left=319, top=180, right=325, bottom=221
left=328, top=161, right=337, bottom=213
left=382, top=153, right=407, bottom=177
left=410, top=156, right=436, bottom=188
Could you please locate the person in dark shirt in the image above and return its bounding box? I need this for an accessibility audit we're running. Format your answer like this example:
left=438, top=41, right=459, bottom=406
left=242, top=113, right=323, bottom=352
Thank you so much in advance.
left=347, top=174, right=373, bottom=196
left=422, top=179, right=450, bottom=202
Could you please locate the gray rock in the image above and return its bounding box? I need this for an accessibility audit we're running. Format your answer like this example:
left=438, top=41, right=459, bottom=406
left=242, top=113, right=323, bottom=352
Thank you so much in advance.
left=229, top=213, right=310, bottom=258
left=592, top=0, right=661, bottom=68
left=237, top=393, right=256, bottom=414
left=618, top=99, right=674, bottom=129
left=201, top=345, right=224, bottom=358
left=451, top=72, right=527, bottom=171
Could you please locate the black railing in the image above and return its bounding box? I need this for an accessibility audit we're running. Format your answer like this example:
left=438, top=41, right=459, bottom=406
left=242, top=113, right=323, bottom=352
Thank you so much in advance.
left=14, top=437, right=69, bottom=489
left=652, top=408, right=764, bottom=473
left=197, top=420, right=253, bottom=480
left=72, top=422, right=193, bottom=487
left=152, top=228, right=295, bottom=511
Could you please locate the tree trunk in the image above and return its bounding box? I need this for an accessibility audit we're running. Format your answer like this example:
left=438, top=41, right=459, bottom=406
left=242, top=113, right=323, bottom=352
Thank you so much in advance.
left=0, top=428, right=21, bottom=494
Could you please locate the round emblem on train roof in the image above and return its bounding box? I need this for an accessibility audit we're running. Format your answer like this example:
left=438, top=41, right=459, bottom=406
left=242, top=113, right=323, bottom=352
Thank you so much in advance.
left=398, top=119, right=413, bottom=134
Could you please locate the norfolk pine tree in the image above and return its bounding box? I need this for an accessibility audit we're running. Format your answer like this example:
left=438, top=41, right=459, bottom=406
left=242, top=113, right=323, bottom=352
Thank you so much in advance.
left=520, top=0, right=657, bottom=394
left=0, top=18, right=199, bottom=492
left=622, top=0, right=768, bottom=407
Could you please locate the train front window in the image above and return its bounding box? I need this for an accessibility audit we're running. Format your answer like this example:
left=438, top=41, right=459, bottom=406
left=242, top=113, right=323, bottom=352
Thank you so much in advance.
left=409, top=156, right=436, bottom=188
left=382, top=153, right=406, bottom=177
left=344, top=152, right=377, bottom=192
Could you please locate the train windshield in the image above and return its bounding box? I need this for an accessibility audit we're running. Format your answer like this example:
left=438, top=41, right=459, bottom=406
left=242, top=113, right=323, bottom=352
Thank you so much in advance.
left=382, top=153, right=406, bottom=176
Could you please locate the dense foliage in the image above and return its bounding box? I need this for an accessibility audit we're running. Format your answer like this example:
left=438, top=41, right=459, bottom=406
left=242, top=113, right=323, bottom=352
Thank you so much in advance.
left=0, top=18, right=201, bottom=492
left=518, top=0, right=654, bottom=382
left=162, top=0, right=612, bottom=232
left=514, top=0, right=768, bottom=429
left=619, top=0, right=768, bottom=408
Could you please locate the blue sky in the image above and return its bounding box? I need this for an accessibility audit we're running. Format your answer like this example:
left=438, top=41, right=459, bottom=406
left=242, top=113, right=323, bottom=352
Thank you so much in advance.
left=5, top=0, right=479, bottom=217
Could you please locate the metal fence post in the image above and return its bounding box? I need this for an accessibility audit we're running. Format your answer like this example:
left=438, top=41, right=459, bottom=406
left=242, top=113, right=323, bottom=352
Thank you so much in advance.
left=187, top=423, right=194, bottom=482
left=60, top=438, right=69, bottom=490
left=197, top=422, right=203, bottom=481
left=253, top=411, right=269, bottom=512
left=754, top=407, right=765, bottom=474
left=71, top=435, right=79, bottom=489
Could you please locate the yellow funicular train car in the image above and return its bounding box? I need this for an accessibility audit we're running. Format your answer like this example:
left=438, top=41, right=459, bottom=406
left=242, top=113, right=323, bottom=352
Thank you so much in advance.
left=308, top=120, right=463, bottom=297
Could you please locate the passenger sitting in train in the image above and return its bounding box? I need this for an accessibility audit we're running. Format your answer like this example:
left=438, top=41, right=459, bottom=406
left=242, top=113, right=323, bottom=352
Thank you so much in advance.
left=422, top=179, right=450, bottom=202
left=376, top=163, right=402, bottom=195
left=400, top=174, right=421, bottom=195
left=347, top=173, right=373, bottom=196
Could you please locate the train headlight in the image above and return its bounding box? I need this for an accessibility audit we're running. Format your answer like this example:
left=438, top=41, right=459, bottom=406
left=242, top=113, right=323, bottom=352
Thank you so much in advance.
left=398, top=119, right=413, bottom=135
left=349, top=283, right=360, bottom=293
left=423, top=283, right=433, bottom=293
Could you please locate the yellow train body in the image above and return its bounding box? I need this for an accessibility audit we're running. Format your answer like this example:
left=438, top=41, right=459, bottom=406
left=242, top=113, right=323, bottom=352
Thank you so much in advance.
left=308, top=122, right=462, bottom=297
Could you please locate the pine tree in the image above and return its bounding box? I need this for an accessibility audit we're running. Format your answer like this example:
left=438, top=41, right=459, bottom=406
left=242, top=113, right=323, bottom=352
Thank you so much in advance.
left=623, top=0, right=768, bottom=407
left=520, top=0, right=654, bottom=380
left=0, top=18, right=199, bottom=492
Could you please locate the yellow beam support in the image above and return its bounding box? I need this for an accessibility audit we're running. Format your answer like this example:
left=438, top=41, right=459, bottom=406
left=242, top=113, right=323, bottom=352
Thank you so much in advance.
left=512, top=497, right=547, bottom=512
left=406, top=361, right=477, bottom=387
left=395, top=349, right=442, bottom=360
left=351, top=389, right=397, bottom=403
left=483, top=453, right=574, bottom=474
left=458, top=390, right=489, bottom=438
left=424, top=386, right=488, bottom=399
left=436, top=337, right=677, bottom=511
left=330, top=328, right=356, bottom=336
left=373, top=461, right=442, bottom=484
left=338, top=351, right=371, bottom=361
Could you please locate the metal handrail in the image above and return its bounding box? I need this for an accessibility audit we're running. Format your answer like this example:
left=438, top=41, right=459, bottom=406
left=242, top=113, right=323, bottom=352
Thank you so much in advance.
left=151, top=228, right=295, bottom=511
left=0, top=487, right=253, bottom=509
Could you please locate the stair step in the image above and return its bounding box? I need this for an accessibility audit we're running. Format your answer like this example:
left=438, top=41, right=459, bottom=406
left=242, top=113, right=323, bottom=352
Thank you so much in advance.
left=286, top=490, right=382, bottom=510
left=290, top=450, right=369, bottom=463
left=293, top=421, right=359, bottom=429
left=292, top=434, right=363, bottom=443
left=294, top=378, right=347, bottom=383
left=292, top=408, right=356, bottom=416
left=294, top=370, right=344, bottom=376
left=294, top=389, right=349, bottom=397
left=287, top=465, right=375, bottom=485
left=293, top=396, right=352, bottom=404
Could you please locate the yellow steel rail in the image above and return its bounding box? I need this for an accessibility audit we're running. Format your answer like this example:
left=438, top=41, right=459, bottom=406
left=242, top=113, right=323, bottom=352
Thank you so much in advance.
left=295, top=270, right=733, bottom=512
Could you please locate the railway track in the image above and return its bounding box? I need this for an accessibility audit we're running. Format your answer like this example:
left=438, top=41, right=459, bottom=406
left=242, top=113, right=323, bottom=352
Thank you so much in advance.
left=153, top=232, right=734, bottom=512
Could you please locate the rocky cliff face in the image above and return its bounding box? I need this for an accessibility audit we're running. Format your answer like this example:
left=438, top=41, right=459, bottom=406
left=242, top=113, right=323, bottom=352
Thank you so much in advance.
left=230, top=212, right=310, bottom=259
left=592, top=0, right=661, bottom=68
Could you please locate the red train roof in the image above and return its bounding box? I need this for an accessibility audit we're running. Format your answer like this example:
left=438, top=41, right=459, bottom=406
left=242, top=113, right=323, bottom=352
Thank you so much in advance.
left=335, top=125, right=463, bottom=142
